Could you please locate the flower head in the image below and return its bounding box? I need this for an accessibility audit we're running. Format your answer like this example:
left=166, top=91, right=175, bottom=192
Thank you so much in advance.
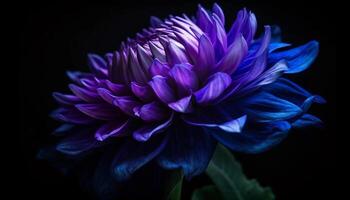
left=46, top=3, right=324, bottom=182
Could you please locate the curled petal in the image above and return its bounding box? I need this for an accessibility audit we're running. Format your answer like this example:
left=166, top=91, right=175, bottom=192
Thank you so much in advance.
left=262, top=78, right=326, bottom=107
left=133, top=113, right=174, bottom=142
left=242, top=92, right=302, bottom=122
left=149, top=75, right=176, bottom=103
left=169, top=63, right=198, bottom=96
left=168, top=95, right=193, bottom=113
left=95, top=119, right=131, bottom=141
left=135, top=101, right=168, bottom=122
left=183, top=114, right=247, bottom=133
left=292, top=114, right=322, bottom=128
left=194, top=72, right=232, bottom=105
left=131, top=81, right=155, bottom=102
left=113, top=96, right=142, bottom=116
left=208, top=121, right=291, bottom=154
left=149, top=59, right=170, bottom=77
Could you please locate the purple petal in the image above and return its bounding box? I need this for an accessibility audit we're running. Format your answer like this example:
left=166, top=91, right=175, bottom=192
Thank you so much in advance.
left=109, top=52, right=126, bottom=84
left=168, top=95, right=193, bottom=113
left=135, top=101, right=168, bottom=122
left=113, top=96, right=142, bottom=116
left=212, top=3, right=225, bottom=25
left=133, top=113, right=174, bottom=142
left=149, top=75, right=176, bottom=103
left=165, top=42, right=188, bottom=66
left=56, top=132, right=98, bottom=156
left=196, top=34, right=215, bottom=76
left=66, top=71, right=94, bottom=85
left=137, top=44, right=153, bottom=70
left=149, top=59, right=170, bottom=77
left=95, top=119, right=131, bottom=141
left=227, top=9, right=257, bottom=45
left=173, top=30, right=198, bottom=62
left=216, top=35, right=248, bottom=75
left=131, top=81, right=155, bottom=102
left=105, top=80, right=128, bottom=95
left=52, top=92, right=82, bottom=105
left=242, top=12, right=257, bottom=45
left=69, top=84, right=100, bottom=102
left=51, top=108, right=95, bottom=124
left=169, top=63, right=198, bottom=96
left=97, top=88, right=116, bottom=104
left=128, top=48, right=148, bottom=83
left=150, top=16, right=163, bottom=28
left=80, top=78, right=100, bottom=91
left=250, top=26, right=271, bottom=58
left=196, top=5, right=214, bottom=38
left=242, top=60, right=288, bottom=94
left=194, top=72, right=232, bottom=105
left=87, top=54, right=108, bottom=78
left=75, top=103, right=120, bottom=120
left=149, top=41, right=166, bottom=62
left=227, top=9, right=246, bottom=45
left=212, top=16, right=227, bottom=61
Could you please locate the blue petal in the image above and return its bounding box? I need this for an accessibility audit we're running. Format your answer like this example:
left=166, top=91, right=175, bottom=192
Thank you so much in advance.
left=268, top=42, right=291, bottom=53
left=56, top=130, right=98, bottom=156
left=208, top=121, right=291, bottom=153
left=269, top=41, right=319, bottom=74
left=182, top=106, right=246, bottom=133
left=95, top=119, right=130, bottom=141
left=292, top=114, right=322, bottom=128
left=111, top=135, right=168, bottom=181
left=241, top=92, right=302, bottom=122
left=262, top=78, right=326, bottom=107
left=52, top=124, right=75, bottom=136
left=157, top=123, right=216, bottom=179
left=133, top=113, right=174, bottom=142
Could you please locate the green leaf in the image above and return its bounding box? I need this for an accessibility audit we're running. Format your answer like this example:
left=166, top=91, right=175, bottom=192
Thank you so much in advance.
left=164, top=170, right=184, bottom=200
left=191, top=185, right=223, bottom=200
left=206, top=144, right=275, bottom=200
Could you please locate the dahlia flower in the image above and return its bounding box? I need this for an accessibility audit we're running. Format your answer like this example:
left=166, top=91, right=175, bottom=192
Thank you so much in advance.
left=46, top=3, right=324, bottom=184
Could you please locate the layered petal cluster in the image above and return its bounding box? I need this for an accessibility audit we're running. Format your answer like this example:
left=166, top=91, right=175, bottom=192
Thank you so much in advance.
left=47, top=4, right=324, bottom=182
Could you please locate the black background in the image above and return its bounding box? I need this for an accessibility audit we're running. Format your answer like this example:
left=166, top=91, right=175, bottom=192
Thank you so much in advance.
left=19, top=0, right=337, bottom=199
